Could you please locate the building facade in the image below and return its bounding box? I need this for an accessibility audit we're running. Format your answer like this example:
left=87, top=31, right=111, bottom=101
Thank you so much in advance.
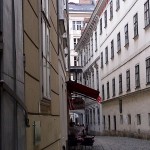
left=76, top=0, right=150, bottom=138
left=0, top=0, right=69, bottom=149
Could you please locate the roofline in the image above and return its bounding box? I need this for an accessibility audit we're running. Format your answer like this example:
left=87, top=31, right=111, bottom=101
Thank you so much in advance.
left=75, top=0, right=109, bottom=51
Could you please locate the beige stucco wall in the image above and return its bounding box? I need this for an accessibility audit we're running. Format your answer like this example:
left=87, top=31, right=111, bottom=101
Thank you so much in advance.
left=24, top=0, right=63, bottom=149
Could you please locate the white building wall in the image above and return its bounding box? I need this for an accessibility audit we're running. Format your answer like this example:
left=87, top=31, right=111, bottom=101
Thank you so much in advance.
left=77, top=0, right=150, bottom=137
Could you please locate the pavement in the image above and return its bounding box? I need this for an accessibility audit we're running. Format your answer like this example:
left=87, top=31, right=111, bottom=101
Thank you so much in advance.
left=91, top=136, right=150, bottom=150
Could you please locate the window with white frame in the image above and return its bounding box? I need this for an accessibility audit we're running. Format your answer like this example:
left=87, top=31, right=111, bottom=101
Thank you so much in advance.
left=73, top=38, right=79, bottom=48
left=146, top=57, right=150, bottom=84
left=137, top=114, right=141, bottom=125
left=101, top=52, right=103, bottom=68
left=119, top=74, right=122, bottom=94
left=97, top=107, right=100, bottom=125
left=90, top=36, right=93, bottom=56
left=117, top=32, right=121, bottom=52
left=96, top=69, right=99, bottom=90
left=127, top=114, right=131, bottom=125
left=74, top=56, right=77, bottom=66
left=92, top=71, right=94, bottom=88
left=104, top=10, right=107, bottom=28
left=72, top=21, right=83, bottom=30
left=124, top=24, right=129, bottom=45
left=144, top=1, right=150, bottom=27
left=41, top=0, right=51, bottom=99
left=107, top=82, right=110, bottom=99
left=112, top=78, right=115, bottom=96
left=116, top=0, right=120, bottom=11
left=126, top=70, right=130, bottom=91
left=135, top=64, right=140, bottom=88
left=95, top=30, right=97, bottom=51
left=102, top=84, right=105, bottom=100
left=111, top=40, right=114, bottom=59
left=100, top=18, right=102, bottom=35
left=110, top=0, right=113, bottom=20
left=93, top=108, right=95, bottom=124
left=133, top=13, right=138, bottom=37
left=105, top=46, right=108, bottom=64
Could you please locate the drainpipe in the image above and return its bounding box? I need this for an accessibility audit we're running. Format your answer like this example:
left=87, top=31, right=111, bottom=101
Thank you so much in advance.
left=12, top=0, right=18, bottom=149
left=66, top=0, right=70, bottom=80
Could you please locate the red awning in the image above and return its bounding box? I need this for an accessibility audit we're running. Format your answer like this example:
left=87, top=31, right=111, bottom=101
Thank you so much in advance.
left=66, top=80, right=99, bottom=100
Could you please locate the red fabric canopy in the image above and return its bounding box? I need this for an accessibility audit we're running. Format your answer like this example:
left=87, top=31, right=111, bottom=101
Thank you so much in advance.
left=67, top=81, right=99, bottom=100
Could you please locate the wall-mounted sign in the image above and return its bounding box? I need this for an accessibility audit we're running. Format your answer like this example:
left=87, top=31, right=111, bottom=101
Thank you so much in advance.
left=33, top=121, right=41, bottom=146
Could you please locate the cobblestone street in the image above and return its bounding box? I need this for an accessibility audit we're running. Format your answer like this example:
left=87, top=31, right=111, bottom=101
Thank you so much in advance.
left=91, top=136, right=150, bottom=150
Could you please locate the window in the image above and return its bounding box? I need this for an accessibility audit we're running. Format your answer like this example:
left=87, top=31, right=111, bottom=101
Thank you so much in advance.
left=135, top=64, right=140, bottom=88
left=104, top=10, right=107, bottom=28
left=111, top=40, right=114, bottom=59
left=133, top=13, right=138, bottom=38
left=117, top=32, right=121, bottom=52
left=120, top=115, right=123, bottom=124
left=107, top=82, right=110, bottom=99
left=137, top=114, right=141, bottom=125
left=119, top=100, right=122, bottom=113
left=95, top=30, right=97, bottom=51
left=124, top=24, right=129, bottom=45
left=102, top=84, right=105, bottom=100
left=105, top=46, right=108, bottom=64
left=92, top=71, right=94, bottom=88
left=97, top=108, right=100, bottom=125
left=126, top=70, right=130, bottom=91
left=90, top=36, right=93, bottom=56
left=116, top=0, right=120, bottom=11
left=110, top=0, right=113, bottom=20
left=93, top=109, right=95, bottom=124
left=101, top=52, right=103, bottom=68
left=119, top=74, right=122, bottom=94
left=127, top=114, right=131, bottom=125
left=41, top=0, right=51, bottom=99
left=74, top=56, right=77, bottom=66
left=112, top=78, right=115, bottom=96
left=148, top=113, right=150, bottom=126
left=96, top=69, right=99, bottom=90
left=72, top=21, right=83, bottom=30
left=146, top=57, right=150, bottom=84
left=103, top=116, right=106, bottom=130
left=73, top=38, right=79, bottom=48
left=90, top=109, right=92, bottom=124
left=144, top=1, right=150, bottom=27
left=100, top=18, right=102, bottom=35
left=73, top=21, right=76, bottom=30
left=108, top=115, right=111, bottom=130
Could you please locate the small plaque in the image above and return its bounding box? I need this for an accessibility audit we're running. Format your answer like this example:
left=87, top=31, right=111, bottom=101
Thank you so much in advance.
left=34, top=121, right=41, bottom=146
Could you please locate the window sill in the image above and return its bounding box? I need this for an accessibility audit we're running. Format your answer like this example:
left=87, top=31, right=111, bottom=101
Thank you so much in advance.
left=133, top=34, right=139, bottom=40
left=144, top=23, right=150, bottom=30
left=124, top=42, right=129, bottom=48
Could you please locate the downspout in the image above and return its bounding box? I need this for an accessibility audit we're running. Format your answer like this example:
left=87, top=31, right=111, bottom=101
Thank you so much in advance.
left=0, top=0, right=3, bottom=148
left=57, top=0, right=60, bottom=56
left=12, top=0, right=18, bottom=149
left=65, top=0, right=70, bottom=79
